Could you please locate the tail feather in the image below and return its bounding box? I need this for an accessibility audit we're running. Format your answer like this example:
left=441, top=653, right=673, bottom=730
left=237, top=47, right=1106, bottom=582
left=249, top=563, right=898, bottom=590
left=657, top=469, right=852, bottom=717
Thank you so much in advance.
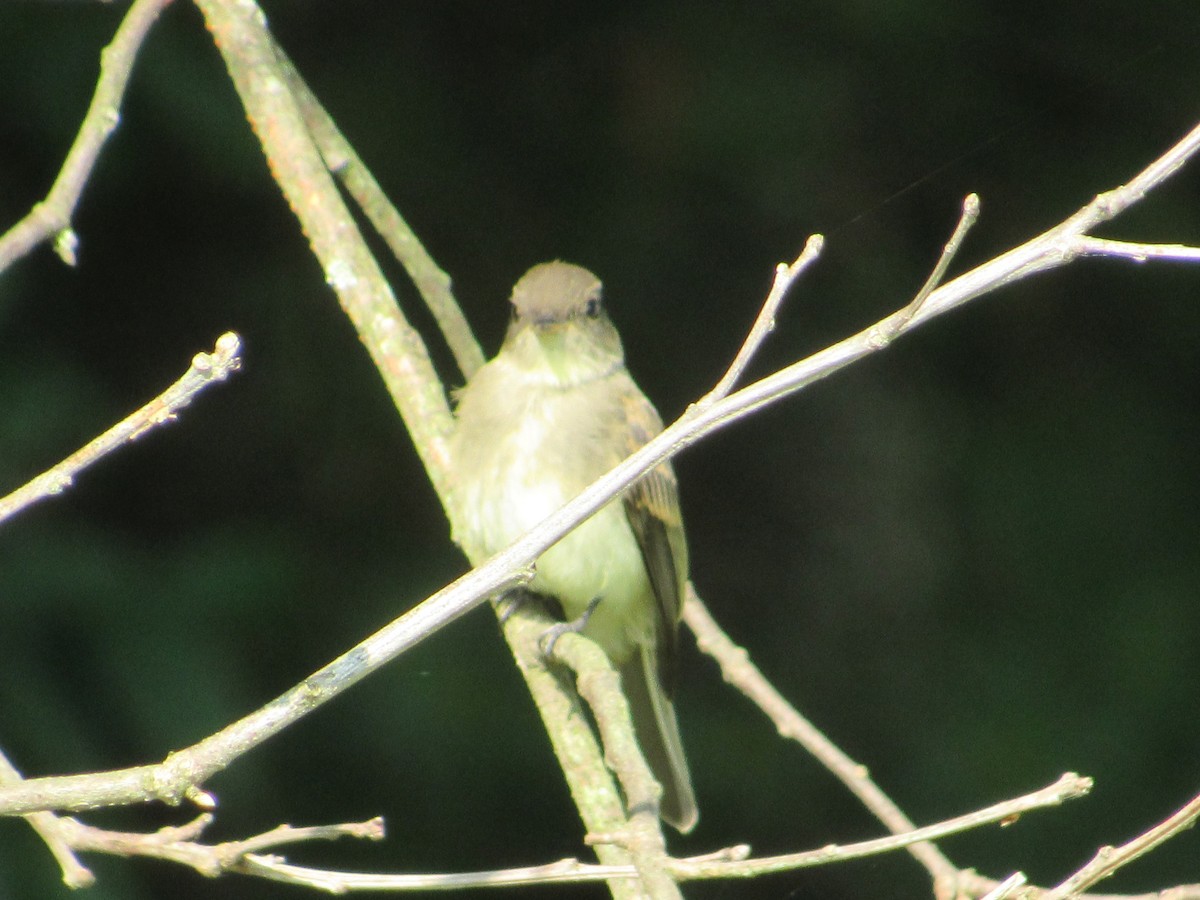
left=619, top=651, right=698, bottom=833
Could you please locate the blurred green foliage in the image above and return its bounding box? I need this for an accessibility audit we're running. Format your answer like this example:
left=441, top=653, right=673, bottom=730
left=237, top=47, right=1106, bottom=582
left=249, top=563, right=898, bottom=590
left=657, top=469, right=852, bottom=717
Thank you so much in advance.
left=1, top=2, right=1199, bottom=898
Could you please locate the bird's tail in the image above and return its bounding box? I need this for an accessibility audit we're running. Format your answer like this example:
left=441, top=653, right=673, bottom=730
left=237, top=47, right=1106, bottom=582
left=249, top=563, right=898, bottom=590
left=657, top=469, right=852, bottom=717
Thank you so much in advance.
left=619, top=650, right=698, bottom=832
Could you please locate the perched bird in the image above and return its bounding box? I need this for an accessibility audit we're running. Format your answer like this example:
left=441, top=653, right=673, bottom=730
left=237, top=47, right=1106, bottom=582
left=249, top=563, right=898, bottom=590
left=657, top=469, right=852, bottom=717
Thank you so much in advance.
left=449, top=261, right=697, bottom=832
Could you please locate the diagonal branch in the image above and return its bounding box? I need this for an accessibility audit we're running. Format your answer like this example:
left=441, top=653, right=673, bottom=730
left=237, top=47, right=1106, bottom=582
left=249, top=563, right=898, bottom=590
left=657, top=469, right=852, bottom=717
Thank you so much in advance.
left=494, top=600, right=650, bottom=898
left=0, top=333, right=243, bottom=527
left=1042, top=789, right=1200, bottom=900
left=0, top=750, right=92, bottom=888
left=0, top=0, right=173, bottom=273
left=192, top=0, right=457, bottom=500
left=266, top=38, right=486, bottom=382
left=682, top=590, right=962, bottom=894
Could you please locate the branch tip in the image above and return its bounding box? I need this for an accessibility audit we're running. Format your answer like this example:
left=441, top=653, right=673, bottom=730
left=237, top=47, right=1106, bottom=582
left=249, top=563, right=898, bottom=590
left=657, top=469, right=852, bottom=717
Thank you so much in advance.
left=187, top=787, right=218, bottom=811
left=53, top=228, right=79, bottom=266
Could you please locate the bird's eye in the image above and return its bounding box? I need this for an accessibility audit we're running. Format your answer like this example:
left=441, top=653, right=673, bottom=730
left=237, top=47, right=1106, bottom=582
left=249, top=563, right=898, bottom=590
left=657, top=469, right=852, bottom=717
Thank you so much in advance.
left=584, top=295, right=602, bottom=318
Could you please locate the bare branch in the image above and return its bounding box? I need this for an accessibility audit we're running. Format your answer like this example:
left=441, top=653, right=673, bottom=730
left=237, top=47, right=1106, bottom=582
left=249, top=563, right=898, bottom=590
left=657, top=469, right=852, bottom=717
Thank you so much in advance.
left=1042, top=790, right=1200, bottom=900
left=102, top=774, right=1087, bottom=892
left=668, top=773, right=1092, bottom=881
left=550, top=632, right=680, bottom=898
left=0, top=332, right=243, bottom=527
left=0, top=0, right=172, bottom=273
left=193, top=0, right=458, bottom=500
left=980, top=872, right=1028, bottom=900
left=0, top=750, right=93, bottom=888
left=1075, top=236, right=1200, bottom=262
left=682, top=590, right=962, bottom=894
left=265, top=38, right=486, bottom=381
left=891, top=192, right=981, bottom=337
left=705, top=234, right=824, bottom=403
left=241, top=852, right=638, bottom=893
left=949, top=868, right=1200, bottom=900
left=493, top=598, right=647, bottom=899
left=57, top=813, right=383, bottom=878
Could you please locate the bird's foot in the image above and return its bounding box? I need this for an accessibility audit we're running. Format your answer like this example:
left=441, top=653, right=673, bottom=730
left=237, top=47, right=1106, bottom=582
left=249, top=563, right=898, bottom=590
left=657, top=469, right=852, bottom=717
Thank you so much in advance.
left=539, top=595, right=602, bottom=659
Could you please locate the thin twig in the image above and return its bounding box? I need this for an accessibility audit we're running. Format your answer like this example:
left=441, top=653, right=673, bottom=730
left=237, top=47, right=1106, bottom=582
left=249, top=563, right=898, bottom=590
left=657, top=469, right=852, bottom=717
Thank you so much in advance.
left=705, top=234, right=824, bottom=404
left=890, top=192, right=981, bottom=336
left=57, top=813, right=384, bottom=878
left=592, top=584, right=1200, bottom=900
left=492, top=599, right=646, bottom=899
left=266, top=37, right=486, bottom=381
left=668, top=773, right=1092, bottom=881
left=955, top=867, right=1200, bottom=900
left=0, top=333, right=243, bottom=527
left=550, top=632, right=680, bottom=899
left=0, top=750, right=93, bottom=888
left=1041, top=790, right=1200, bottom=900
left=1074, top=236, right=1200, bottom=262
left=682, top=590, right=962, bottom=894
left=194, top=0, right=458, bottom=501
left=31, top=774, right=1185, bottom=897
left=981, top=872, right=1028, bottom=900
left=0, top=0, right=173, bottom=273
left=240, top=852, right=637, bottom=892
left=176, top=774, right=1087, bottom=892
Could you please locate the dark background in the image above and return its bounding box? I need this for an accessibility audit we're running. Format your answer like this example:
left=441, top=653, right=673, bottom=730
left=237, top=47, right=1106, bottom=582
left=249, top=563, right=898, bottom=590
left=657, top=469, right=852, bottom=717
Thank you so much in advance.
left=2, top=2, right=1199, bottom=898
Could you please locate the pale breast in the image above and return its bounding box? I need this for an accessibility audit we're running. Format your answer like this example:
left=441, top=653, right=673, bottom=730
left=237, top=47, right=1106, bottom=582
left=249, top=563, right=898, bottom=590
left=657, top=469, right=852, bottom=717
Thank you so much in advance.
left=449, top=369, right=654, bottom=660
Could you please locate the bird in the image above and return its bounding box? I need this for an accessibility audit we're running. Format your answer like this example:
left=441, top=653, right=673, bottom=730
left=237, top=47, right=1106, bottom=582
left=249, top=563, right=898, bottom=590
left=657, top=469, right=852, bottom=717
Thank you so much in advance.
left=448, top=261, right=697, bottom=832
